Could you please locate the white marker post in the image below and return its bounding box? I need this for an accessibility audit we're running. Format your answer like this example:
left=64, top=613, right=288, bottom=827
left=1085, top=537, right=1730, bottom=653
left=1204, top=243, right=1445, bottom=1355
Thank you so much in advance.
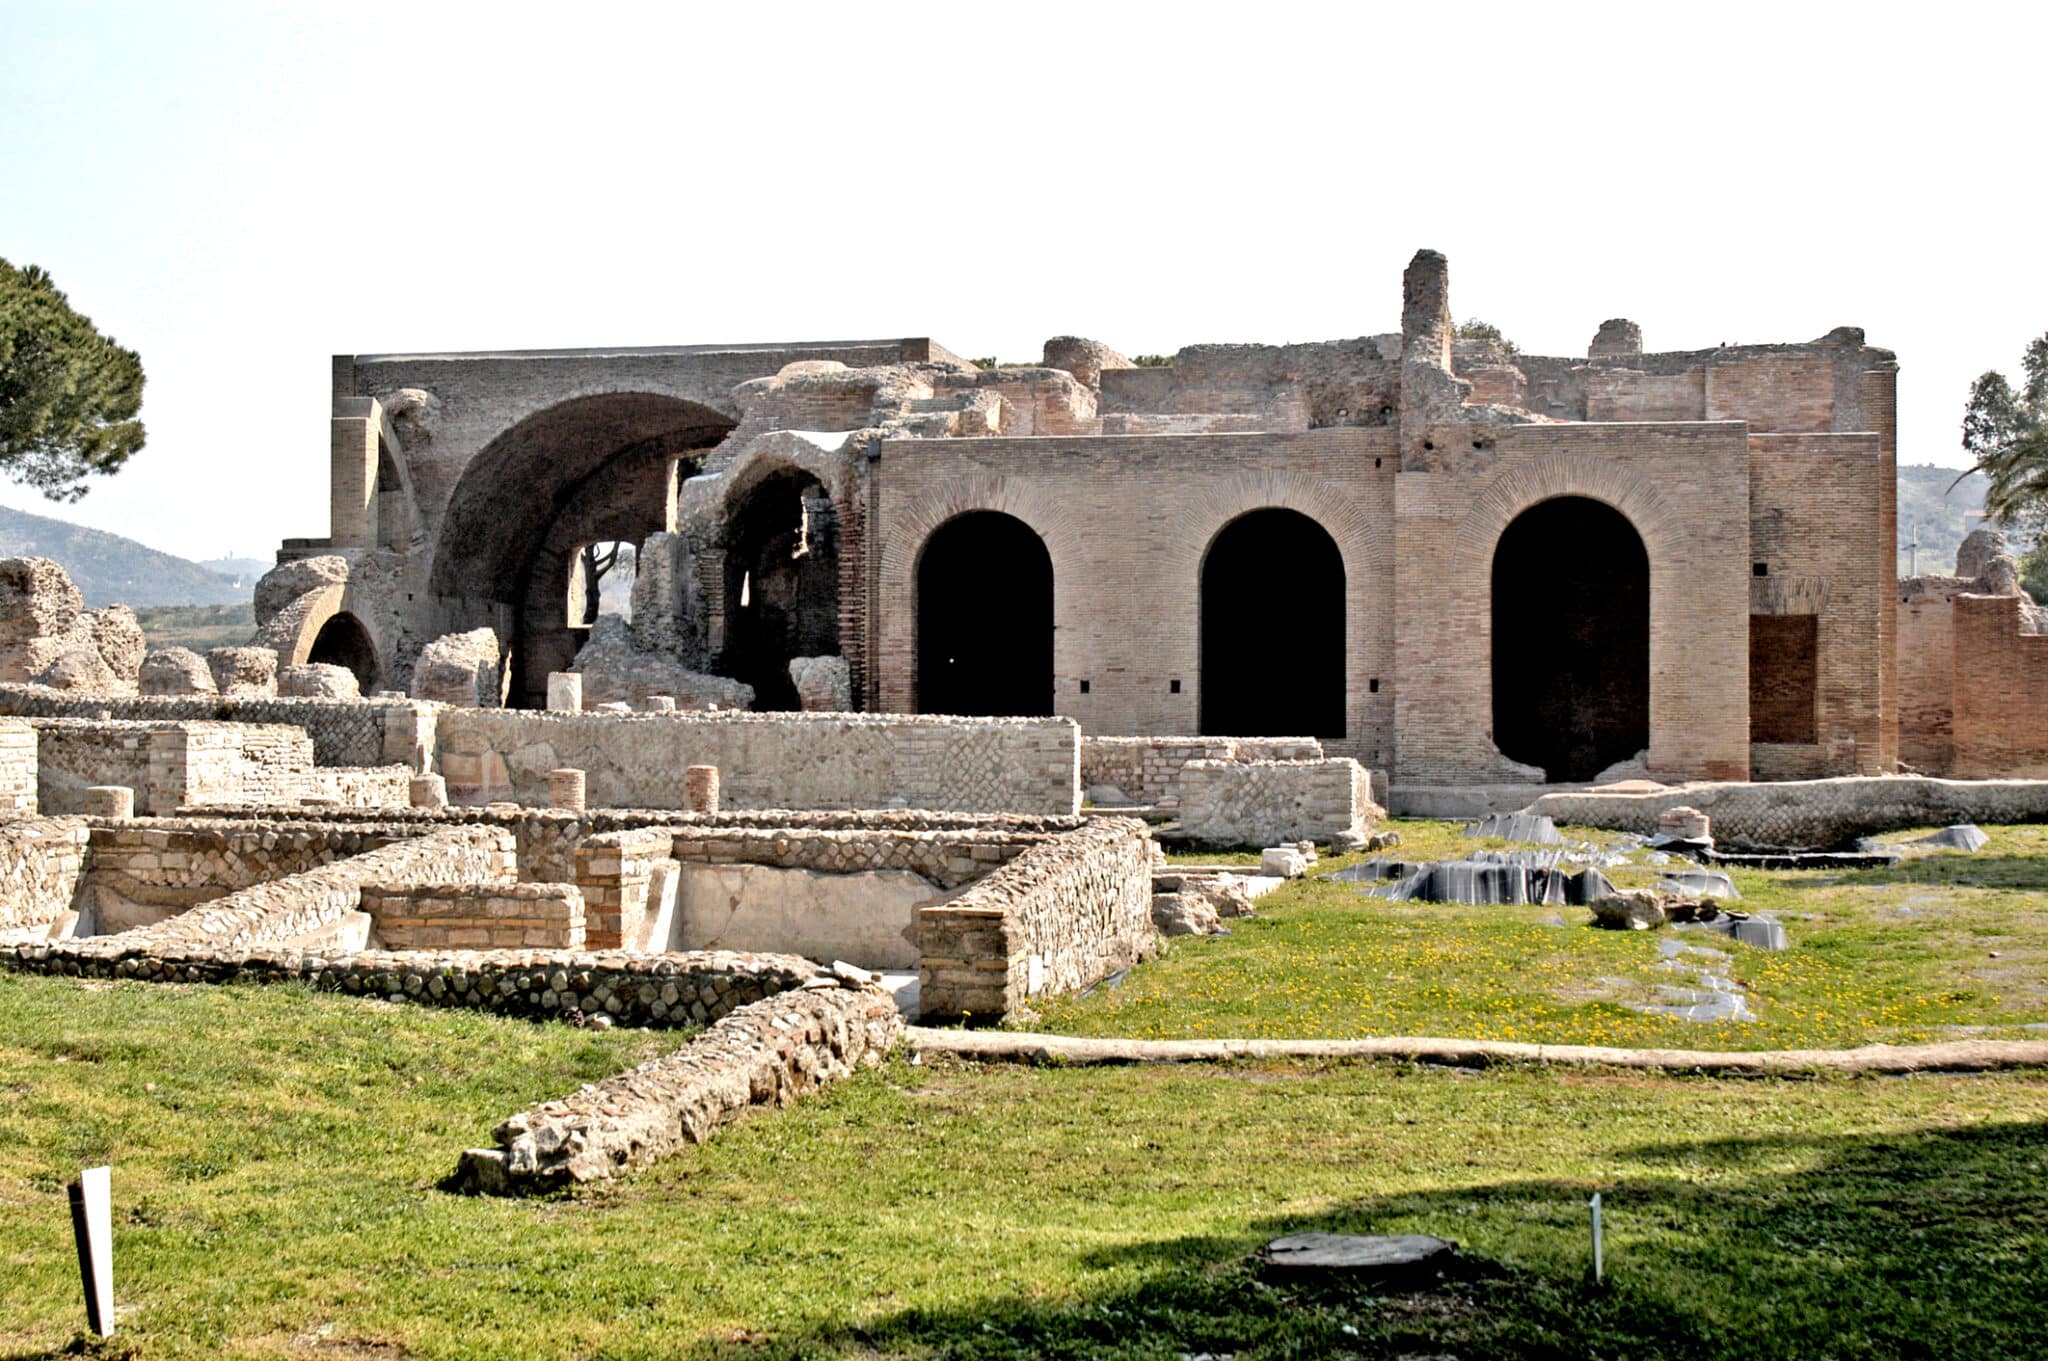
left=67, top=1166, right=113, bottom=1337
left=1589, top=1191, right=1605, bottom=1287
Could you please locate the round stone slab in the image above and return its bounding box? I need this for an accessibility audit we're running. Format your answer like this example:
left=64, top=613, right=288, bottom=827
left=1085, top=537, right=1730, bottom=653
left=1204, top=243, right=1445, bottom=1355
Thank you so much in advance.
left=1257, top=1232, right=1458, bottom=1281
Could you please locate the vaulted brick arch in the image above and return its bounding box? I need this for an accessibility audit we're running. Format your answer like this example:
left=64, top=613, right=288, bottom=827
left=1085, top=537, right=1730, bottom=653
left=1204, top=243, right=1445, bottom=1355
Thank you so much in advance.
left=1394, top=437, right=1752, bottom=785
left=427, top=392, right=734, bottom=706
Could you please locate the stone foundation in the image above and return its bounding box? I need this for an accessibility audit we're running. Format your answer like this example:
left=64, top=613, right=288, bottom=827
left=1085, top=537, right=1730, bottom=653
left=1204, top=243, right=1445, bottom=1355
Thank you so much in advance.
left=918, top=816, right=1155, bottom=1023
left=1527, top=775, right=2048, bottom=850
left=1079, top=736, right=1322, bottom=807
left=431, top=708, right=1080, bottom=815
left=453, top=979, right=902, bottom=1194
left=1176, top=758, right=1378, bottom=848
left=362, top=882, right=586, bottom=950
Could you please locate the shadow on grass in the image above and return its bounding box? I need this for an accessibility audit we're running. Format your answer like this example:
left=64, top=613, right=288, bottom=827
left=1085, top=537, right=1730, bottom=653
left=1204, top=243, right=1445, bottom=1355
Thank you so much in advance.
left=685, top=1118, right=2048, bottom=1361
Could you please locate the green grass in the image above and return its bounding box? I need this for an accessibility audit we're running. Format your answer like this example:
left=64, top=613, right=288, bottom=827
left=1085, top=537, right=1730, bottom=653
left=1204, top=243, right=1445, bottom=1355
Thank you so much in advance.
left=2, top=971, right=2046, bottom=1359
left=131, top=603, right=255, bottom=654
left=1059, top=820, right=2048, bottom=1049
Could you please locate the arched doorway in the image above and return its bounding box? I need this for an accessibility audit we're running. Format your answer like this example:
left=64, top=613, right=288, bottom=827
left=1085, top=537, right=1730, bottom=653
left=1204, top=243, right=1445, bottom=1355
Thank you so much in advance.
left=307, top=611, right=380, bottom=695
left=917, top=511, right=1053, bottom=716
left=1200, top=509, right=1345, bottom=738
left=1491, top=496, right=1649, bottom=782
left=426, top=393, right=734, bottom=706
left=719, top=467, right=840, bottom=711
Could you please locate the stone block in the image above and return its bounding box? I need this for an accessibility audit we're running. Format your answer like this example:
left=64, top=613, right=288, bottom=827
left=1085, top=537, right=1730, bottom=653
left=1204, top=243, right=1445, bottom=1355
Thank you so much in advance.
left=1260, top=847, right=1309, bottom=878
left=546, top=671, right=582, bottom=713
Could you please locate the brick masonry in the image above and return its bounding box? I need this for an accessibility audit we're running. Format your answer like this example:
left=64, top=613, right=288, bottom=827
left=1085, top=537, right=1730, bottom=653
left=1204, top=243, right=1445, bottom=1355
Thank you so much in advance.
left=917, top=816, right=1154, bottom=1023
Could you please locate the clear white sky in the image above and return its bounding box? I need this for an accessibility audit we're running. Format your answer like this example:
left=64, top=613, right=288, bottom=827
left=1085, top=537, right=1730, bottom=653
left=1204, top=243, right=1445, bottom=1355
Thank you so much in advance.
left=2, top=1, right=2042, bottom=560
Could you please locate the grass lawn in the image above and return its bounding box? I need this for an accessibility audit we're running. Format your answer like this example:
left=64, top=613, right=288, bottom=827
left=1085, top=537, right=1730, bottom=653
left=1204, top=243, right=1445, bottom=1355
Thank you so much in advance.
left=1104, top=820, right=2048, bottom=1048
left=3, top=971, right=2047, bottom=1360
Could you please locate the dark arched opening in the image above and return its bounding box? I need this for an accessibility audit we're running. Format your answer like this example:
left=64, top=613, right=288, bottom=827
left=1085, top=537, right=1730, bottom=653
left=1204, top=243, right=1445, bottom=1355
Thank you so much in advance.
left=719, top=467, right=840, bottom=711
left=1200, top=508, right=1345, bottom=738
left=1491, top=496, right=1649, bottom=782
left=307, top=611, right=380, bottom=695
left=917, top=511, right=1053, bottom=716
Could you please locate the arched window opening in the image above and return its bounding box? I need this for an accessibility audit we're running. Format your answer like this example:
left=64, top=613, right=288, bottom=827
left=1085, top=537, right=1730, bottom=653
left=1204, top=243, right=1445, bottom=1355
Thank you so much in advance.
left=1491, top=496, right=1650, bottom=782
left=917, top=511, right=1053, bottom=717
left=307, top=611, right=381, bottom=695
left=1200, top=508, right=1345, bottom=738
left=721, top=469, right=839, bottom=710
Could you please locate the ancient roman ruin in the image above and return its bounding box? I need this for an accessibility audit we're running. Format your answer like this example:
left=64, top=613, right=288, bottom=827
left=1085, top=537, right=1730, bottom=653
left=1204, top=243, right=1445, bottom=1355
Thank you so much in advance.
left=6, top=248, right=2048, bottom=1189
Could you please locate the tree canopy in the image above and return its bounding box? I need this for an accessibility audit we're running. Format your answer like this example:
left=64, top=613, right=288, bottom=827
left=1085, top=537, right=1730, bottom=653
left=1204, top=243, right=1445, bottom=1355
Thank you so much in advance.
left=1959, top=335, right=2048, bottom=524
left=1455, top=317, right=1518, bottom=355
left=0, top=259, right=145, bottom=501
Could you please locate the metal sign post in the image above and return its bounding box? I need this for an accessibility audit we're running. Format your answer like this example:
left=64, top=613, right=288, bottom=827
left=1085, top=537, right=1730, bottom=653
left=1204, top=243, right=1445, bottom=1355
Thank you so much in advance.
left=1589, top=1191, right=1605, bottom=1287
left=67, top=1166, right=113, bottom=1337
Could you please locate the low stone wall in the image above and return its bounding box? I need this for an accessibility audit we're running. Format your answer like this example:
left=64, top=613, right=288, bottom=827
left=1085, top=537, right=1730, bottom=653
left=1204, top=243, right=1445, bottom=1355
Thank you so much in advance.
left=433, top=709, right=1081, bottom=815
left=0, top=685, right=429, bottom=769
left=54, top=825, right=516, bottom=957
left=667, top=825, right=1039, bottom=889
left=454, top=979, right=903, bottom=1193
left=1526, top=776, right=2048, bottom=849
left=1080, top=736, right=1323, bottom=807
left=6, top=936, right=814, bottom=1028
left=0, top=720, right=35, bottom=813
left=0, top=816, right=88, bottom=936
left=30, top=718, right=408, bottom=816
left=1176, top=758, right=1377, bottom=848
left=294, top=765, right=414, bottom=810
left=363, top=883, right=585, bottom=951
left=918, top=816, right=1155, bottom=1023
left=166, top=805, right=1076, bottom=899
left=79, top=820, right=407, bottom=927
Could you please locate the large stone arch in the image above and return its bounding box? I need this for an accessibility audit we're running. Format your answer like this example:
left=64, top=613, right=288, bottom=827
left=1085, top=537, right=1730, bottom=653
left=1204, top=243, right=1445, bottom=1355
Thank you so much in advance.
left=425, top=392, right=735, bottom=705
left=1393, top=438, right=1751, bottom=786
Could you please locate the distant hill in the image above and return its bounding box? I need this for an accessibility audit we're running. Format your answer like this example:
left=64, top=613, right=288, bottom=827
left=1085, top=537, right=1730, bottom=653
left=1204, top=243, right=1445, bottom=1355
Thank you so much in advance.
left=0, top=504, right=252, bottom=607
left=1898, top=464, right=1995, bottom=577
left=196, top=556, right=276, bottom=588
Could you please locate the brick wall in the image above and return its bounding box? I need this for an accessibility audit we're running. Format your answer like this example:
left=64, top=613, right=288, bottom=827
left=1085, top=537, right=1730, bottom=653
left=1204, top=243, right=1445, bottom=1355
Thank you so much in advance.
left=1747, top=434, right=1890, bottom=778
left=86, top=825, right=516, bottom=954
left=1952, top=593, right=2048, bottom=777
left=869, top=427, right=1397, bottom=765
left=1080, top=735, right=1323, bottom=806
left=917, top=817, right=1154, bottom=1023
left=1898, top=591, right=1959, bottom=772
left=1393, top=422, right=1753, bottom=787
left=363, top=882, right=584, bottom=950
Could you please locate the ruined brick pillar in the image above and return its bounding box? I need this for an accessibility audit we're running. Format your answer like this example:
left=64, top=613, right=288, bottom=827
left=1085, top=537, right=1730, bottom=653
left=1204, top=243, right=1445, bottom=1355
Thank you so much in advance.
left=329, top=404, right=378, bottom=549
left=1589, top=318, right=1644, bottom=360
left=1398, top=248, right=1465, bottom=469
left=685, top=764, right=720, bottom=814
left=409, top=774, right=448, bottom=810
left=549, top=768, right=587, bottom=813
